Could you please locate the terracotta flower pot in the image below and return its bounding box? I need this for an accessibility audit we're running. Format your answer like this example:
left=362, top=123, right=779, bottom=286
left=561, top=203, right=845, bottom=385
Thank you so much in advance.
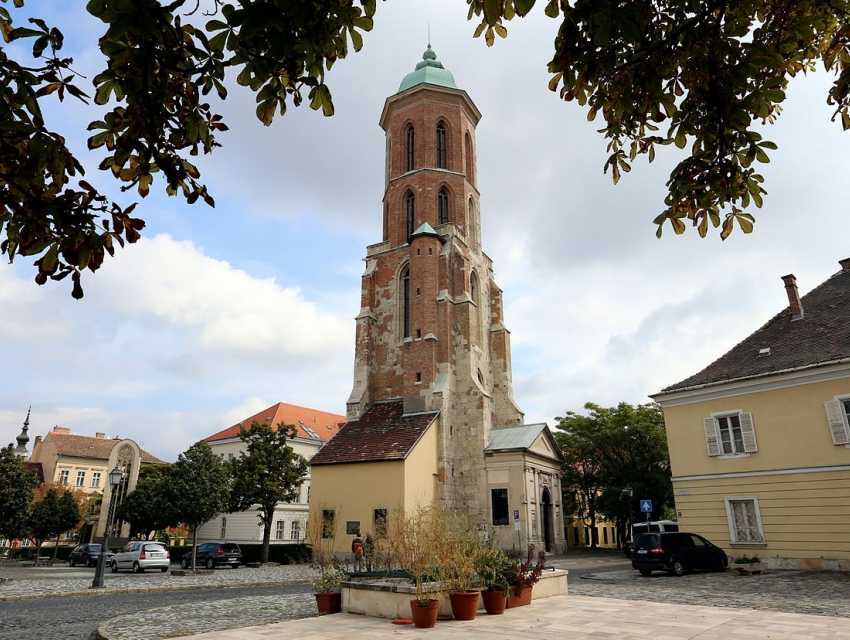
left=315, top=592, right=342, bottom=615
left=481, top=588, right=508, bottom=615
left=449, top=591, right=480, bottom=620
left=410, top=598, right=440, bottom=628
left=506, top=584, right=532, bottom=608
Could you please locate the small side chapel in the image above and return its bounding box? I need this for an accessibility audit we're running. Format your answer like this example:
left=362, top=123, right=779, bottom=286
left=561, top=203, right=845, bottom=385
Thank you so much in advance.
left=309, top=46, right=565, bottom=554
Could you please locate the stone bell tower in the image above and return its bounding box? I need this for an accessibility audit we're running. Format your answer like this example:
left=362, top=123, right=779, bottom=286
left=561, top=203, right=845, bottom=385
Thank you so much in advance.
left=346, top=45, right=524, bottom=521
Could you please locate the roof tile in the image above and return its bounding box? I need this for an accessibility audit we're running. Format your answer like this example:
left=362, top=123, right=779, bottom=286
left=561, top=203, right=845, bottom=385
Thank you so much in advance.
left=48, top=433, right=163, bottom=464
left=204, top=402, right=345, bottom=444
left=310, top=400, right=438, bottom=465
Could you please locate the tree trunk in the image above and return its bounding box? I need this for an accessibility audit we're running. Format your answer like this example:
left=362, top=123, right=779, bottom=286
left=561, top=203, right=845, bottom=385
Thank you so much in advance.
left=191, top=526, right=198, bottom=574
left=52, top=534, right=60, bottom=560
left=261, top=510, right=272, bottom=565
left=589, top=506, right=598, bottom=549
left=34, top=540, right=42, bottom=566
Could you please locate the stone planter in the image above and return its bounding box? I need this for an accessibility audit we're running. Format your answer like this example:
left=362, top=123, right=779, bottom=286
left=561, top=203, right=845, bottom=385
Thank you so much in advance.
left=734, top=562, right=766, bottom=575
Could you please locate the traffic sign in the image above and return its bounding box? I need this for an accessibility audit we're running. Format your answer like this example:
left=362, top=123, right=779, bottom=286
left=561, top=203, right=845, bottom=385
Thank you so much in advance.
left=640, top=499, right=653, bottom=513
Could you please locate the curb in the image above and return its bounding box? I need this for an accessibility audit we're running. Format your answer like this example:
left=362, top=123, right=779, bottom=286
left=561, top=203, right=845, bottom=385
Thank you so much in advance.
left=0, top=578, right=311, bottom=602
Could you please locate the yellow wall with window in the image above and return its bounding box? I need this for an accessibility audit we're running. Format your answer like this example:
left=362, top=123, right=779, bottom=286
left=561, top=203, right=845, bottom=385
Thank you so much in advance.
left=658, top=375, right=850, bottom=568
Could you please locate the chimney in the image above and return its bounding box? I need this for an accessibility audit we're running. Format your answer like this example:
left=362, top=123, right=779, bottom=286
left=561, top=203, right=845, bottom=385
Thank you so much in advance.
left=34, top=435, right=42, bottom=447
left=95, top=432, right=106, bottom=439
left=52, top=426, right=71, bottom=434
left=839, top=258, right=850, bottom=272
left=781, top=274, right=804, bottom=321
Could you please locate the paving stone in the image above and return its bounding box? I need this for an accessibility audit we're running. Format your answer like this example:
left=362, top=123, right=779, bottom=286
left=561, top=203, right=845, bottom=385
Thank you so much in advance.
left=97, top=593, right=317, bottom=640
left=571, top=568, right=850, bottom=618
left=0, top=564, right=318, bottom=601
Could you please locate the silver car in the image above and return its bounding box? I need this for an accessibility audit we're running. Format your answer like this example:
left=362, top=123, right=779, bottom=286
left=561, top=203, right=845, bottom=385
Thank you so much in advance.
left=110, top=541, right=170, bottom=573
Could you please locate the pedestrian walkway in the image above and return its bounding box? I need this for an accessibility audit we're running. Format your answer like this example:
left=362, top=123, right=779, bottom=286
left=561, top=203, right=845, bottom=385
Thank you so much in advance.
left=176, top=595, right=850, bottom=639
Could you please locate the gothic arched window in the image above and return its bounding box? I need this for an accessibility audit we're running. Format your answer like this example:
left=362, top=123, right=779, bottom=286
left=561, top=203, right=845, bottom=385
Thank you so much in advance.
left=467, top=197, right=476, bottom=244
left=405, top=124, right=415, bottom=172
left=436, top=121, right=447, bottom=169
left=401, top=264, right=411, bottom=338
left=437, top=187, right=450, bottom=225
left=470, top=270, right=479, bottom=305
left=405, top=191, right=415, bottom=238
left=464, top=131, right=474, bottom=183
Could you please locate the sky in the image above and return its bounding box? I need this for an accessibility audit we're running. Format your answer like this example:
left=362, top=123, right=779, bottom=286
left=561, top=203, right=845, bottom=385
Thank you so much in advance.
left=3, top=1, right=848, bottom=461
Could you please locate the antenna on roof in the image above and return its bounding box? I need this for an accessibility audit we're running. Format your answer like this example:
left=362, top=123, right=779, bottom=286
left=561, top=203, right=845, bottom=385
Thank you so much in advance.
left=427, top=22, right=431, bottom=48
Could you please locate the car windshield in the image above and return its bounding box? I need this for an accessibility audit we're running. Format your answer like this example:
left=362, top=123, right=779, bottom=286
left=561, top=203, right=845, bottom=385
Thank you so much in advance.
left=88, top=544, right=102, bottom=551
left=666, top=524, right=679, bottom=531
left=144, top=544, right=166, bottom=552
left=635, top=533, right=660, bottom=548
left=223, top=544, right=240, bottom=552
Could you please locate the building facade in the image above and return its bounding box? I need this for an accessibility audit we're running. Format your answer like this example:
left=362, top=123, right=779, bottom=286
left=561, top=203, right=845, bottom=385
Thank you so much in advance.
left=310, top=47, right=566, bottom=555
left=653, top=260, right=850, bottom=570
left=196, top=402, right=344, bottom=546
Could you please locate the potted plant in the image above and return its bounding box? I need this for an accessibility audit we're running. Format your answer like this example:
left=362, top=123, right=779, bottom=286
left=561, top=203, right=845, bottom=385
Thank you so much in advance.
left=392, top=506, right=446, bottom=629
left=506, top=546, right=544, bottom=608
left=444, top=516, right=482, bottom=621
left=733, top=555, right=765, bottom=575
left=307, top=515, right=345, bottom=614
left=475, top=546, right=512, bottom=615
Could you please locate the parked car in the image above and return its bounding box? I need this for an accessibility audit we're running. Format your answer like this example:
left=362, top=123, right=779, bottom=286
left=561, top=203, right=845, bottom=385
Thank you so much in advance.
left=181, top=542, right=242, bottom=569
left=110, top=541, right=170, bottom=573
left=624, top=520, right=679, bottom=557
left=631, top=532, right=728, bottom=576
left=68, top=543, right=106, bottom=567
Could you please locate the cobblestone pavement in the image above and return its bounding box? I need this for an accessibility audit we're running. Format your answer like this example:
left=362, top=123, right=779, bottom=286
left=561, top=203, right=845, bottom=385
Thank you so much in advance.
left=0, top=563, right=318, bottom=600
left=572, top=568, right=850, bottom=617
left=0, top=583, right=312, bottom=640
left=97, top=593, right=317, bottom=640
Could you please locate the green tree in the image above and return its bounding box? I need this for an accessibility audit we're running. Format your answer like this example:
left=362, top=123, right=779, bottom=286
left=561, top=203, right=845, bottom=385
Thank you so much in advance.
left=27, top=486, right=81, bottom=564
left=554, top=411, right=606, bottom=548
left=0, top=446, right=38, bottom=545
left=169, top=441, right=230, bottom=572
left=4, top=1, right=850, bottom=297
left=228, top=422, right=309, bottom=564
left=118, top=465, right=179, bottom=540
left=555, top=402, right=672, bottom=549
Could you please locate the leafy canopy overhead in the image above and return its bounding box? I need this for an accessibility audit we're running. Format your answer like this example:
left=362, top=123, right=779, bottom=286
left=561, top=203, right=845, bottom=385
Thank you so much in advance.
left=2, top=0, right=849, bottom=297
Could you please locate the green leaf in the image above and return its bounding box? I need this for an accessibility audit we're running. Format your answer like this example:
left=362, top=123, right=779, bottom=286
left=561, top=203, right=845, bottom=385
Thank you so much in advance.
left=483, top=0, right=502, bottom=25
left=515, top=0, right=536, bottom=16
left=544, top=0, right=559, bottom=17
left=256, top=99, right=276, bottom=125
left=494, top=24, right=508, bottom=39
left=754, top=147, right=770, bottom=163
left=350, top=27, right=363, bottom=51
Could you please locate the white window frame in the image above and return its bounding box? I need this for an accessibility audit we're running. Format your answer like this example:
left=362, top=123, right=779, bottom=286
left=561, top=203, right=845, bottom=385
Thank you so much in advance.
left=834, top=394, right=850, bottom=448
left=58, top=469, right=69, bottom=485
left=275, top=520, right=286, bottom=541
left=75, top=470, right=86, bottom=487
left=723, top=496, right=765, bottom=545
left=91, top=471, right=101, bottom=488
left=711, top=410, right=747, bottom=456
left=290, top=520, right=301, bottom=541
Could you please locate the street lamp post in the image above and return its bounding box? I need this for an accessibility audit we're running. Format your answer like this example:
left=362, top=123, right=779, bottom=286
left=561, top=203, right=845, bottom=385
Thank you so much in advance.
left=91, top=465, right=124, bottom=589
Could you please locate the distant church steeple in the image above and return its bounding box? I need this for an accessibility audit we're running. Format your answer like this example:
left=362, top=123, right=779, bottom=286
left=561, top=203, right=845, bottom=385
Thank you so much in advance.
left=14, top=406, right=31, bottom=458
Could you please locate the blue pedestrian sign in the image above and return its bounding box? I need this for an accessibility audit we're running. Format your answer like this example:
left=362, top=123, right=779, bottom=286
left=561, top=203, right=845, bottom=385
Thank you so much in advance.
left=640, top=499, right=653, bottom=513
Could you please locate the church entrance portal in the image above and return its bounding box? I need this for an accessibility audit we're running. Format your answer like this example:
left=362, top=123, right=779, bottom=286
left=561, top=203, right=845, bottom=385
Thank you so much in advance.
left=541, top=487, right=553, bottom=552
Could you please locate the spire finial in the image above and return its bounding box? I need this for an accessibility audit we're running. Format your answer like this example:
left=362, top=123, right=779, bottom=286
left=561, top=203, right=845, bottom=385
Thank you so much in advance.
left=14, top=405, right=31, bottom=457
left=427, top=23, right=431, bottom=49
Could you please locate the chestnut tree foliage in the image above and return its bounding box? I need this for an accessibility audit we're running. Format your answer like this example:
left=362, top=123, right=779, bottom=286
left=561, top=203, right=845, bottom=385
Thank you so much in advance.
left=3, top=0, right=850, bottom=298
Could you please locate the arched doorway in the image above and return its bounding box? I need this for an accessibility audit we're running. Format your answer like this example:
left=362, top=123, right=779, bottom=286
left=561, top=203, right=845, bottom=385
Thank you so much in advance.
left=541, top=487, right=554, bottom=552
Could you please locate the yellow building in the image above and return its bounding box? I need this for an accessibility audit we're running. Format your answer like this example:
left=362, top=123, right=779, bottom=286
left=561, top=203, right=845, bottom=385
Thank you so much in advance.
left=653, top=259, right=850, bottom=570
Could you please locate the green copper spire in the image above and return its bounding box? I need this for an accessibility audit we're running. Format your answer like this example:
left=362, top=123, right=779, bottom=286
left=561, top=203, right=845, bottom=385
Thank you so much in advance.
left=398, top=45, right=457, bottom=93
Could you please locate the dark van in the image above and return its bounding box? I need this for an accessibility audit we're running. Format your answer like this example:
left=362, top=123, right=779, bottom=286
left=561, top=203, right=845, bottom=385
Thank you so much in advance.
left=631, top=532, right=728, bottom=576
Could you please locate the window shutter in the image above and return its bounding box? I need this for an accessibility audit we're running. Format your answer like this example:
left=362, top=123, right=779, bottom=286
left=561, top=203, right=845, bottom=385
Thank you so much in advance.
left=703, top=417, right=721, bottom=456
left=739, top=412, right=758, bottom=453
left=824, top=400, right=850, bottom=445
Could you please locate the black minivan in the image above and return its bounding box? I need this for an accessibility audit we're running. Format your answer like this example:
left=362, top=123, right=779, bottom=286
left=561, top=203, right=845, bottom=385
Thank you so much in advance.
left=68, top=543, right=104, bottom=567
left=631, top=532, right=728, bottom=576
left=181, top=542, right=242, bottom=569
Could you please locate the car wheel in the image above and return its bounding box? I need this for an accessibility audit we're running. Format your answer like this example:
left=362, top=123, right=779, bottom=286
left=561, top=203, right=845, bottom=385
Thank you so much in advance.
left=160, top=567, right=168, bottom=573
left=111, top=561, right=118, bottom=574
left=133, top=562, right=142, bottom=574
left=205, top=558, right=214, bottom=570
left=639, top=569, right=652, bottom=577
left=670, top=560, right=685, bottom=577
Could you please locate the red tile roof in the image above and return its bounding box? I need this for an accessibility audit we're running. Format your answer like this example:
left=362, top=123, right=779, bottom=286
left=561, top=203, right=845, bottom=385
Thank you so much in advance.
left=48, top=433, right=164, bottom=464
left=204, top=402, right=346, bottom=444
left=310, top=399, right=439, bottom=465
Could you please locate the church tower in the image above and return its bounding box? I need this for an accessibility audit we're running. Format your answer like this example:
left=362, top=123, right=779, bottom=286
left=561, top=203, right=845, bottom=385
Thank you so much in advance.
left=13, top=406, right=31, bottom=459
left=346, top=46, right=524, bottom=521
